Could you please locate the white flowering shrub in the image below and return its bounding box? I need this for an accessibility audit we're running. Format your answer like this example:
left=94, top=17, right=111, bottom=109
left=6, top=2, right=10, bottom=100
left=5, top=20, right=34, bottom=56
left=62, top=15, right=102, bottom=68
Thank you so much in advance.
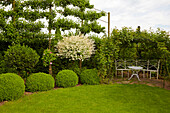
left=56, top=35, right=95, bottom=61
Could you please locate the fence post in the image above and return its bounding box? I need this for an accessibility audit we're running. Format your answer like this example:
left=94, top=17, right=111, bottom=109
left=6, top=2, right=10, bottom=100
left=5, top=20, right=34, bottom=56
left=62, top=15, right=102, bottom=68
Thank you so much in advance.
left=108, top=12, right=110, bottom=37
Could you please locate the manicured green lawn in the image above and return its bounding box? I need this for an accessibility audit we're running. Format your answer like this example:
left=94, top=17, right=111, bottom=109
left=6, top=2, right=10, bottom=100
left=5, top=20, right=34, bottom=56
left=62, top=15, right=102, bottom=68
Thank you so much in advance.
left=0, top=84, right=170, bottom=113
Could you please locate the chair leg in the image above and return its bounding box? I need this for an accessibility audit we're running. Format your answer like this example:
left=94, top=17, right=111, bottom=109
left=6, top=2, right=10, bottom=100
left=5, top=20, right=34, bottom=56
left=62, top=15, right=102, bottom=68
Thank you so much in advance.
left=136, top=74, right=141, bottom=81
left=150, top=71, right=151, bottom=79
left=128, top=70, right=129, bottom=78
left=143, top=71, right=145, bottom=78
left=115, top=70, right=117, bottom=77
left=121, top=70, right=123, bottom=78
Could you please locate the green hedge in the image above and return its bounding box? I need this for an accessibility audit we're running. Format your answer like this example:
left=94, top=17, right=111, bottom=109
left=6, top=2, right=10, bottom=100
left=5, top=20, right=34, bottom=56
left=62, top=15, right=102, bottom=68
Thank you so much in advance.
left=25, top=72, right=55, bottom=92
left=56, top=70, right=78, bottom=88
left=0, top=73, right=25, bottom=102
left=80, top=69, right=100, bottom=85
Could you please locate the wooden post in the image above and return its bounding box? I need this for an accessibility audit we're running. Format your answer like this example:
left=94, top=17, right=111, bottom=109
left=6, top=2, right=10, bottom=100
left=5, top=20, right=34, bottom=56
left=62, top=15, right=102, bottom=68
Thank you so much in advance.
left=137, top=26, right=140, bottom=33
left=108, top=12, right=110, bottom=38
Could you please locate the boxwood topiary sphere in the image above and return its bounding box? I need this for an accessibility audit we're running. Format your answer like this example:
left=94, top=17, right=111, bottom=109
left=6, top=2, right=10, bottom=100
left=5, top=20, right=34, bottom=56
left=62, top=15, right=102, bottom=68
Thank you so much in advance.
left=56, top=70, right=78, bottom=88
left=0, top=73, right=25, bottom=102
left=25, top=72, right=55, bottom=92
left=80, top=69, right=100, bottom=85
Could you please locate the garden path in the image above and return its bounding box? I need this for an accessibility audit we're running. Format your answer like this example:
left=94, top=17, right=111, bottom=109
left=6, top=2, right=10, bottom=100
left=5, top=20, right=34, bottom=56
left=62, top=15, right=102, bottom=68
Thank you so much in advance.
left=112, top=78, right=170, bottom=90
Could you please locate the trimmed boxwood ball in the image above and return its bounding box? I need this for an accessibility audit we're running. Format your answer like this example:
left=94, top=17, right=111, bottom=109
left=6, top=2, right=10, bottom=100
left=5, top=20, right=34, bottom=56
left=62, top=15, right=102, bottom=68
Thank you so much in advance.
left=0, top=73, right=25, bottom=102
left=56, top=70, right=78, bottom=88
left=25, top=72, right=55, bottom=92
left=80, top=69, right=100, bottom=85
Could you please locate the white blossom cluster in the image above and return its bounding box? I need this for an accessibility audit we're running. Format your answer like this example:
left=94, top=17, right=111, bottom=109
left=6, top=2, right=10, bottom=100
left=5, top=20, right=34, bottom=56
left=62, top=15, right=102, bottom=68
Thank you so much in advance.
left=56, top=35, right=95, bottom=61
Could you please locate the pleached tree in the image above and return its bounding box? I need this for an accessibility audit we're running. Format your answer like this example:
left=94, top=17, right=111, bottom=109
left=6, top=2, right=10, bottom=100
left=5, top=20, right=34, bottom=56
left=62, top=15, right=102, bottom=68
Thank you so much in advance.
left=0, top=0, right=49, bottom=76
left=59, top=0, right=106, bottom=35
left=0, top=0, right=48, bottom=42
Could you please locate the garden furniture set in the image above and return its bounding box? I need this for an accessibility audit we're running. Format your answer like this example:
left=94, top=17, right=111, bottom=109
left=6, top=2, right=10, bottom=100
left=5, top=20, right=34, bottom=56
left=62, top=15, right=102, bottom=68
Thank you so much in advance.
left=115, top=60, right=160, bottom=80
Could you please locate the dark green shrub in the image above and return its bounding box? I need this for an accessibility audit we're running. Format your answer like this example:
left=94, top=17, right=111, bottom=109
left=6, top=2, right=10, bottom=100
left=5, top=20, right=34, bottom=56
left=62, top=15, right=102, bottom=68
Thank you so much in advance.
left=25, top=72, right=55, bottom=92
left=4, top=44, right=40, bottom=76
left=68, top=63, right=87, bottom=77
left=80, top=69, right=100, bottom=85
left=56, top=70, right=78, bottom=88
left=0, top=73, right=25, bottom=102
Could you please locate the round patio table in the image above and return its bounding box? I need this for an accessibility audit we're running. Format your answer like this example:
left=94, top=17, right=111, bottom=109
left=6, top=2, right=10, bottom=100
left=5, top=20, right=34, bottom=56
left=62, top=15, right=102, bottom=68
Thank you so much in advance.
left=128, top=66, right=143, bottom=81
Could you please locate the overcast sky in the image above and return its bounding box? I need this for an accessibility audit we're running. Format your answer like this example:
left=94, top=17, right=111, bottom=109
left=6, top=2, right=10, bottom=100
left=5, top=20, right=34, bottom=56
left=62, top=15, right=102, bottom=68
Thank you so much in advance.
left=90, top=0, right=170, bottom=35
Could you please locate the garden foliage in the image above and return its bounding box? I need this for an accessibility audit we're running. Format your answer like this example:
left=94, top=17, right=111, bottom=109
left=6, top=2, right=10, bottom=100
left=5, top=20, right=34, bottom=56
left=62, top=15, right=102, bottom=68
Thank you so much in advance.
left=95, top=37, right=119, bottom=78
left=0, top=0, right=169, bottom=78
left=0, top=73, right=25, bottom=102
left=55, top=70, right=78, bottom=88
left=68, top=63, right=87, bottom=77
left=95, top=27, right=170, bottom=78
left=80, top=69, right=100, bottom=85
left=4, top=44, right=40, bottom=75
left=25, top=72, right=55, bottom=92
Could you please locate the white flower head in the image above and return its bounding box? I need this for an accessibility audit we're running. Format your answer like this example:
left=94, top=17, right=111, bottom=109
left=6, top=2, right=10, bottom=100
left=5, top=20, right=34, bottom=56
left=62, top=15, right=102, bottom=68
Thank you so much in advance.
left=56, top=35, right=95, bottom=61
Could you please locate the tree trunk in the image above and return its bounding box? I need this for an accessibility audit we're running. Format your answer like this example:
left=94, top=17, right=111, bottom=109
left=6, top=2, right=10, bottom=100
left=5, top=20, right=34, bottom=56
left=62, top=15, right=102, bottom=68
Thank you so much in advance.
left=49, top=4, right=52, bottom=75
left=12, top=0, right=15, bottom=23
left=49, top=64, right=52, bottom=75
left=18, top=71, right=20, bottom=76
left=79, top=60, right=82, bottom=70
left=80, top=20, right=83, bottom=36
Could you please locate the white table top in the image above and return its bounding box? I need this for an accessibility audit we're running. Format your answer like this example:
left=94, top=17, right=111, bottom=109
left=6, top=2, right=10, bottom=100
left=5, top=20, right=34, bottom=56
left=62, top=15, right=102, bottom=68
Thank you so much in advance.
left=128, top=66, right=143, bottom=70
